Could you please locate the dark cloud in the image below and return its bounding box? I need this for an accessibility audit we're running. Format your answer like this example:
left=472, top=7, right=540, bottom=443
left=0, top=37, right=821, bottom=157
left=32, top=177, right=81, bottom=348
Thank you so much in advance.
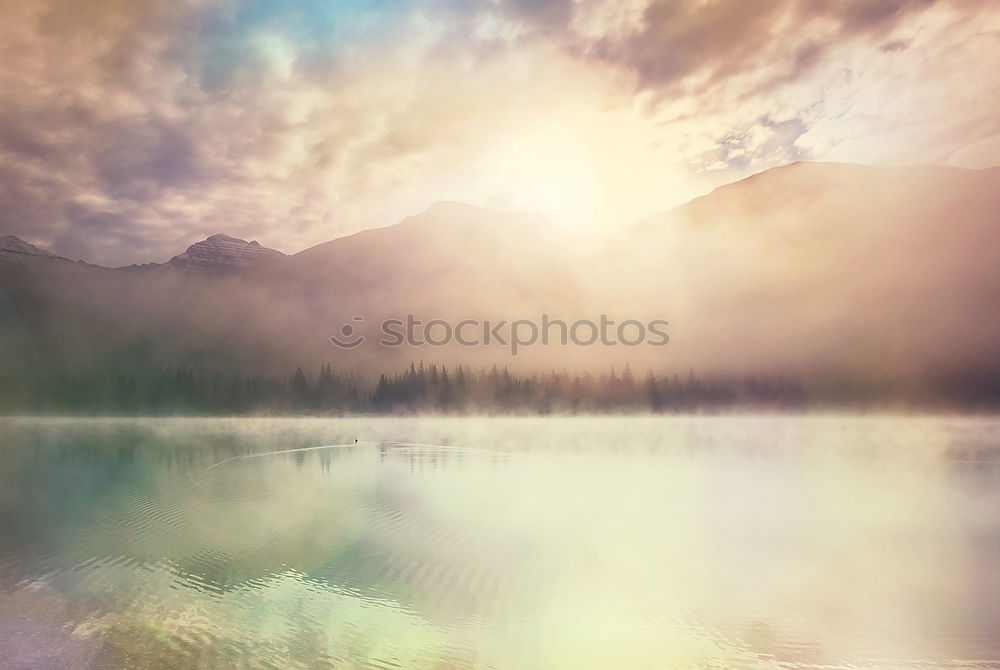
left=94, top=119, right=204, bottom=202
left=577, top=0, right=939, bottom=95
left=828, top=0, right=932, bottom=35
left=880, top=38, right=913, bottom=52
left=595, top=1, right=787, bottom=90
left=502, top=0, right=574, bottom=30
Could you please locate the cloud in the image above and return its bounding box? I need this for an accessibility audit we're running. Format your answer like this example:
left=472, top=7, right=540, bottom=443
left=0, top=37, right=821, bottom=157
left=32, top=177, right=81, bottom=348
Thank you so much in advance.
left=491, top=0, right=939, bottom=96
left=697, top=116, right=811, bottom=173
left=0, top=0, right=998, bottom=265
left=880, top=38, right=913, bottom=52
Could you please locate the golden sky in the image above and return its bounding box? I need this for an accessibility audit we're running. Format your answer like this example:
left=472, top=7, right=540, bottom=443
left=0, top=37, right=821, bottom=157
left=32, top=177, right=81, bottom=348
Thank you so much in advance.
left=1, top=0, right=999, bottom=265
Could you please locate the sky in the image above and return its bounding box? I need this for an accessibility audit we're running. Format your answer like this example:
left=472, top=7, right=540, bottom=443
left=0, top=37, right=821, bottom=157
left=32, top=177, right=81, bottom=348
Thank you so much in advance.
left=1, top=0, right=999, bottom=266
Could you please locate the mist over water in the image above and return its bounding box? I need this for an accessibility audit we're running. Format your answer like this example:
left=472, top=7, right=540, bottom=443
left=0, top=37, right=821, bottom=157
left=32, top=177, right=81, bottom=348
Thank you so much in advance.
left=1, top=415, right=998, bottom=669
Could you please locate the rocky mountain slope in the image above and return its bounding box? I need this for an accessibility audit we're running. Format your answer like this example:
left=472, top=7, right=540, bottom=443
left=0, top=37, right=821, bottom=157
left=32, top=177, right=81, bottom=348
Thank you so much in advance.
left=166, top=234, right=286, bottom=273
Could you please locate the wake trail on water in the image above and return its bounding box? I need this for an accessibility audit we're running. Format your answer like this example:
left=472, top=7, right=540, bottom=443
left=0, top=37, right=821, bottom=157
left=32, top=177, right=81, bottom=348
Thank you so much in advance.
left=204, top=442, right=369, bottom=471
left=203, top=440, right=497, bottom=471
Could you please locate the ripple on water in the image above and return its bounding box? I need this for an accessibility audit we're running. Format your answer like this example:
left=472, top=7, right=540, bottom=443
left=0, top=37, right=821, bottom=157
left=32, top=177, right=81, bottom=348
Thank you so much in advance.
left=1, top=416, right=999, bottom=669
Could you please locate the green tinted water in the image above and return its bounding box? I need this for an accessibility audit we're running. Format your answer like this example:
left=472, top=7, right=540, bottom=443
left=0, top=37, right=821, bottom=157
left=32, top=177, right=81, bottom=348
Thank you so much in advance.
left=1, top=416, right=998, bottom=669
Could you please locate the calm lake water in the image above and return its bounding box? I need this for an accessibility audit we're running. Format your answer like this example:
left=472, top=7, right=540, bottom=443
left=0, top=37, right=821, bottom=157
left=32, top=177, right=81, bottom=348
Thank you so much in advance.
left=1, top=415, right=998, bottom=669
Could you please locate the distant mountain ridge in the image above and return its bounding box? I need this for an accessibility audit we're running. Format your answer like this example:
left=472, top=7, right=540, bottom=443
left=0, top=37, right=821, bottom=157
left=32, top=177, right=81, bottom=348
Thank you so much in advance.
left=2, top=161, right=999, bottom=404
left=0, top=233, right=287, bottom=275
left=5, top=162, right=1000, bottom=272
left=0, top=201, right=556, bottom=272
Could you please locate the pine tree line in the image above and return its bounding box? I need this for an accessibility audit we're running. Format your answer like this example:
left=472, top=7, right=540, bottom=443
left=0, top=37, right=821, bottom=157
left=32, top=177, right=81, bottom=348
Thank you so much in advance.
left=371, top=362, right=804, bottom=413
left=0, top=362, right=805, bottom=415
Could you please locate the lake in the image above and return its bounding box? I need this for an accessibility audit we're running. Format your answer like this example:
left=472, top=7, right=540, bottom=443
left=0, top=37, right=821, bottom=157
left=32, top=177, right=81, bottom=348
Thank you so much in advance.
left=1, top=415, right=998, bottom=669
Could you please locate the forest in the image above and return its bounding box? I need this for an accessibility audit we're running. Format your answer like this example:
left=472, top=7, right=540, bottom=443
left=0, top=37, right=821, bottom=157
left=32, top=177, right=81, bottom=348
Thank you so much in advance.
left=0, top=362, right=807, bottom=415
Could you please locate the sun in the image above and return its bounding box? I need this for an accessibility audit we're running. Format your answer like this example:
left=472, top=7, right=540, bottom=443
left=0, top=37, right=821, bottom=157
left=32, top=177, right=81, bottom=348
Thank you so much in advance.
left=473, top=123, right=603, bottom=228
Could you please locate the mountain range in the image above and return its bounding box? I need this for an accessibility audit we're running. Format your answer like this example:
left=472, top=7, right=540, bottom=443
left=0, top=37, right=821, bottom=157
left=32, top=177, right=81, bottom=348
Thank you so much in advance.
left=2, top=161, right=999, bottom=404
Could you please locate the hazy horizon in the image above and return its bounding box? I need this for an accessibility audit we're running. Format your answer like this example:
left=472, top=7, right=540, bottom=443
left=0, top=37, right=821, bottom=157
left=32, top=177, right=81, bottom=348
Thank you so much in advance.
left=5, top=160, right=1000, bottom=270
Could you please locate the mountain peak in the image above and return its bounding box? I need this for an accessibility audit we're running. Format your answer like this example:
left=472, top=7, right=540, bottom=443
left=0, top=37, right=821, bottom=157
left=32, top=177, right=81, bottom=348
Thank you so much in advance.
left=0, top=235, right=63, bottom=259
left=167, top=234, right=285, bottom=273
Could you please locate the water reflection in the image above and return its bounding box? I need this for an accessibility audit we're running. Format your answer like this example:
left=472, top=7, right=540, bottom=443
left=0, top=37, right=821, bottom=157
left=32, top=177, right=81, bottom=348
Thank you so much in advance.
left=0, top=416, right=998, bottom=669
